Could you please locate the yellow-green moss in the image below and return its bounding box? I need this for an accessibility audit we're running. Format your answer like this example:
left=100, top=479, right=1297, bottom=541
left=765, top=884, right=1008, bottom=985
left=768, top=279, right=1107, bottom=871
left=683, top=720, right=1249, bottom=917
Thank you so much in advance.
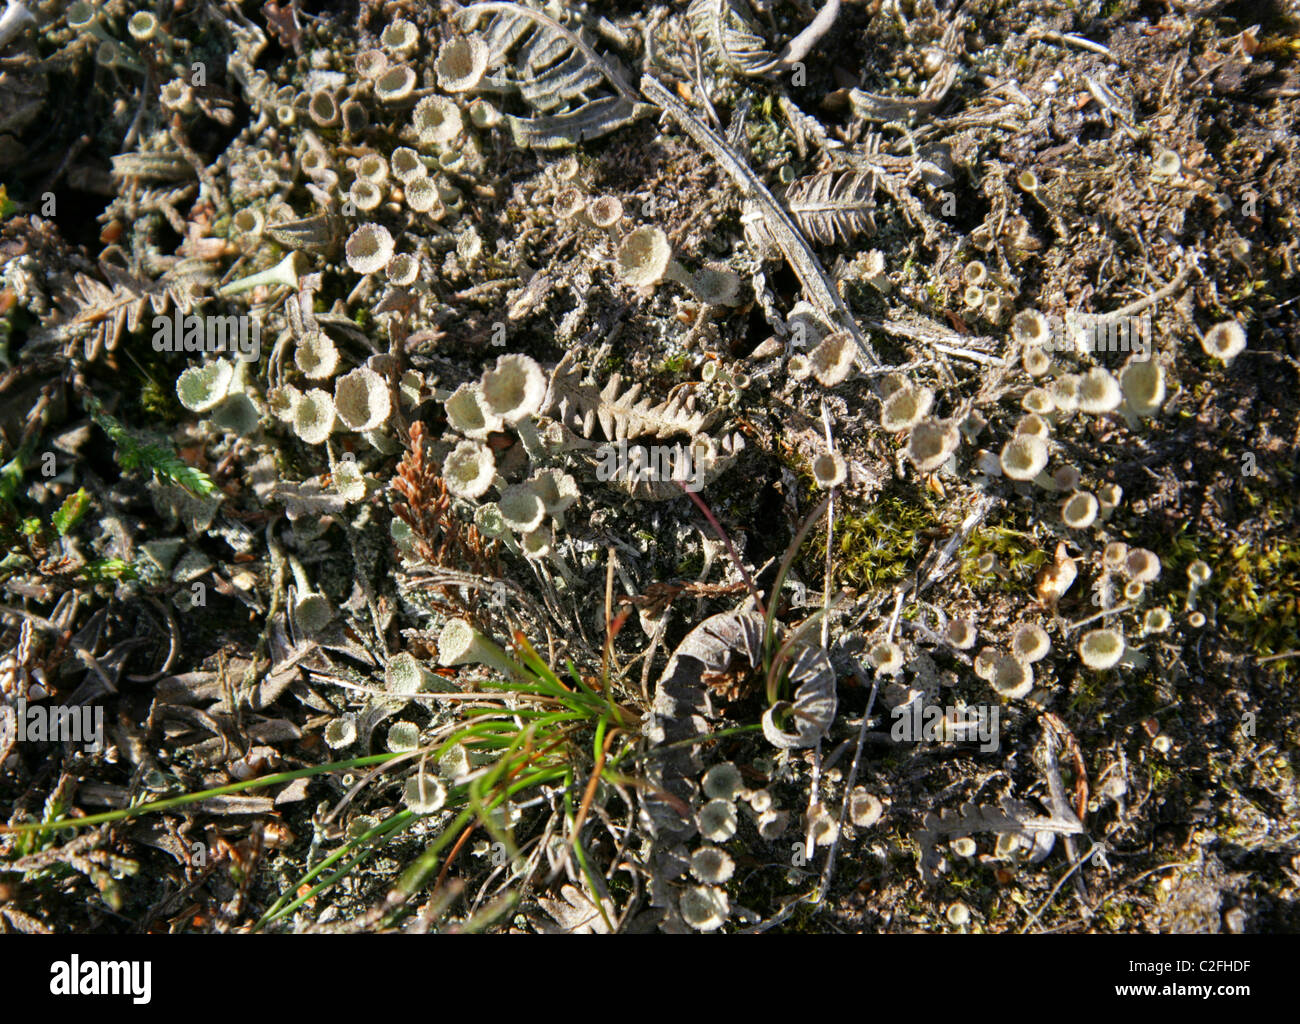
left=959, top=524, right=1048, bottom=591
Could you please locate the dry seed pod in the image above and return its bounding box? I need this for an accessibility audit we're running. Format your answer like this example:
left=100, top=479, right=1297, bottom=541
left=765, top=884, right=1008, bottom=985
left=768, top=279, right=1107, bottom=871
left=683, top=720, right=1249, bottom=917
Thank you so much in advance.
left=1036, top=542, right=1077, bottom=607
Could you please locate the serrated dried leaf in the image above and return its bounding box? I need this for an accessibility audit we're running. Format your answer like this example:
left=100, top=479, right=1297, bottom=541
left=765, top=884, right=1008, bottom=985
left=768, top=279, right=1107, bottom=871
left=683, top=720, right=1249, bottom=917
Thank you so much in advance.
left=912, top=794, right=1084, bottom=883
left=459, top=2, right=650, bottom=148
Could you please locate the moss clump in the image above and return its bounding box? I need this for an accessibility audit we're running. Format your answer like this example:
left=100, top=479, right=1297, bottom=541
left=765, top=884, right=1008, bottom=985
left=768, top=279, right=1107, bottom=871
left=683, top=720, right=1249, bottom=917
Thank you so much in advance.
left=802, top=491, right=943, bottom=590
left=1159, top=492, right=1300, bottom=683
left=959, top=524, right=1048, bottom=591
left=654, top=351, right=689, bottom=376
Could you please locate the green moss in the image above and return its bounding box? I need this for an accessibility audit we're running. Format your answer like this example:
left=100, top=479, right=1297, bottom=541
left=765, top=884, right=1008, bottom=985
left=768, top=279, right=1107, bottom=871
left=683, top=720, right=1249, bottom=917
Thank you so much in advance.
left=654, top=351, right=689, bottom=376
left=959, top=524, right=1048, bottom=591
left=805, top=490, right=944, bottom=590
left=1153, top=486, right=1300, bottom=683
left=674, top=551, right=704, bottom=578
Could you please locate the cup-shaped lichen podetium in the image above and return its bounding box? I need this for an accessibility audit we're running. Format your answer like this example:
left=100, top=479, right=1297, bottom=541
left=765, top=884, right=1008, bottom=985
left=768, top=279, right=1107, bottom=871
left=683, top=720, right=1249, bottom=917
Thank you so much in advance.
left=441, top=439, right=496, bottom=501
left=1078, top=628, right=1125, bottom=671
left=999, top=434, right=1048, bottom=481
left=344, top=224, right=394, bottom=275
left=176, top=359, right=234, bottom=413
left=334, top=367, right=391, bottom=432
left=435, top=35, right=489, bottom=92
left=436, top=619, right=524, bottom=681
left=479, top=353, right=546, bottom=425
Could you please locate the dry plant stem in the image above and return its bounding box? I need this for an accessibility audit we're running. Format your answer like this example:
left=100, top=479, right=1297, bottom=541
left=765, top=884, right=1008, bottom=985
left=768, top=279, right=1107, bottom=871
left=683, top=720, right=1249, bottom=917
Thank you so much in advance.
left=679, top=482, right=766, bottom=618
left=1066, top=602, right=1136, bottom=633
left=603, top=547, right=620, bottom=681
left=640, top=74, right=879, bottom=366
left=1109, top=257, right=1195, bottom=318
left=916, top=494, right=998, bottom=596
left=1020, top=841, right=1103, bottom=934
left=772, top=0, right=842, bottom=71
left=1027, top=28, right=1121, bottom=64
left=816, top=663, right=880, bottom=903
left=820, top=400, right=836, bottom=651
left=1038, top=723, right=1090, bottom=910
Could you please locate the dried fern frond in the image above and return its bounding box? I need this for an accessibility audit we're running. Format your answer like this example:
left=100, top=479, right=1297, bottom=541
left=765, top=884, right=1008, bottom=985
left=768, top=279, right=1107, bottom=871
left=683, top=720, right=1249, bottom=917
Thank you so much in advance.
left=848, top=22, right=961, bottom=122
left=36, top=259, right=211, bottom=362
left=687, top=0, right=778, bottom=76
left=781, top=171, right=877, bottom=246
left=545, top=353, right=719, bottom=442
left=533, top=883, right=616, bottom=934
left=458, top=1, right=650, bottom=148
left=689, top=0, right=844, bottom=77
left=912, top=795, right=1085, bottom=883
